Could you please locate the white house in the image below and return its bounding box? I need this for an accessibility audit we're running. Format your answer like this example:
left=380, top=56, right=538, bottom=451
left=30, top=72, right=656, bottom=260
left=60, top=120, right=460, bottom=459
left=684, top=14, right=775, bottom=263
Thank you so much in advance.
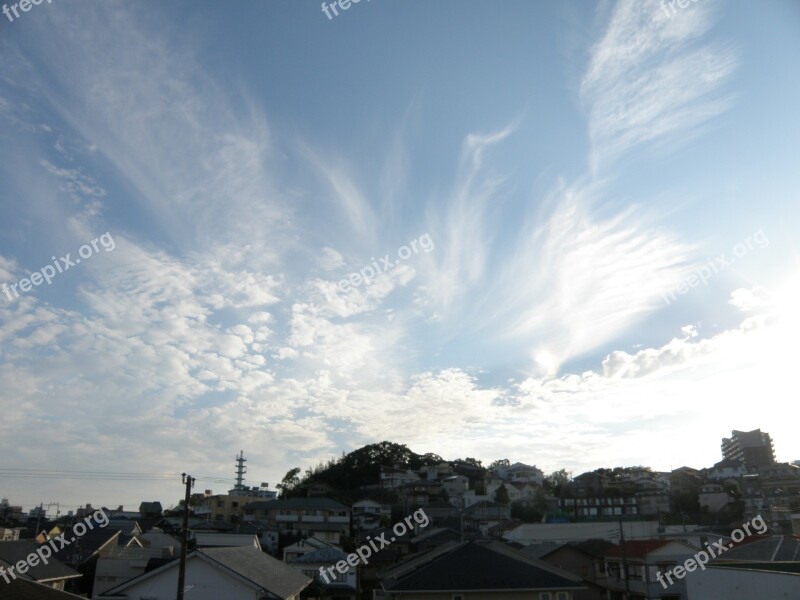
left=95, top=546, right=310, bottom=600
left=351, top=499, right=391, bottom=531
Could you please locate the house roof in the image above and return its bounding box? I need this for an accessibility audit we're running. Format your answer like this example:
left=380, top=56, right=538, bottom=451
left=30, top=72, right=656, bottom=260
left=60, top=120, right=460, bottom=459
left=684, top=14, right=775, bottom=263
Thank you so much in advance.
left=99, top=547, right=310, bottom=600
left=2, top=578, right=87, bottom=600
left=381, top=541, right=584, bottom=592
left=487, top=519, right=522, bottom=533
left=717, top=536, right=800, bottom=562
left=128, top=530, right=180, bottom=551
left=193, top=532, right=261, bottom=549
left=605, top=540, right=673, bottom=558
left=52, top=528, right=121, bottom=564
left=409, top=527, right=460, bottom=545
left=519, top=543, right=564, bottom=559
left=465, top=501, right=507, bottom=511
left=203, top=546, right=310, bottom=598
left=258, top=497, right=349, bottom=511
left=138, top=502, right=162, bottom=513
left=568, top=539, right=615, bottom=557
left=0, top=541, right=81, bottom=583
left=708, top=561, right=800, bottom=575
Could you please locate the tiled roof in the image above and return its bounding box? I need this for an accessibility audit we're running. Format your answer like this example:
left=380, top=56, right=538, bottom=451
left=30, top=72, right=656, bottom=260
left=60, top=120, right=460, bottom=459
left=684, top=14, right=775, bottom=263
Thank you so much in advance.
left=0, top=541, right=80, bottom=582
left=202, top=546, right=310, bottom=599
left=381, top=541, right=583, bottom=592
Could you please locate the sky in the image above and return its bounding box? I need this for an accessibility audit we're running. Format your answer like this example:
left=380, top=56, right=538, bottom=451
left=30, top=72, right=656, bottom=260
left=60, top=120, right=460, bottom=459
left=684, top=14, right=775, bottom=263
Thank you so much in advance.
left=1, top=0, right=799, bottom=513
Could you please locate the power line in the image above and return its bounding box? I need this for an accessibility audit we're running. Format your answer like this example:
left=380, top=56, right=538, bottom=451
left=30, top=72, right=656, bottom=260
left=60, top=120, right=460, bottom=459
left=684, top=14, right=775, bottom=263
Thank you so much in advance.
left=0, top=468, right=234, bottom=485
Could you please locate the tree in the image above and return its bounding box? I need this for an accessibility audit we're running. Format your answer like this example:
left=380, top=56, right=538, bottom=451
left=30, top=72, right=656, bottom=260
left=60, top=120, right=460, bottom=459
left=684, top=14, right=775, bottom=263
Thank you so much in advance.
left=454, top=457, right=483, bottom=468
left=544, top=469, right=570, bottom=488
left=494, top=484, right=510, bottom=505
left=277, top=467, right=301, bottom=497
left=489, top=459, right=511, bottom=471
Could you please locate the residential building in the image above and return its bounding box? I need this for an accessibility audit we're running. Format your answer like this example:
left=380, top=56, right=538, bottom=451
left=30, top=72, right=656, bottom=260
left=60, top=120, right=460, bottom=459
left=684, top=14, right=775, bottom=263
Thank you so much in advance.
left=487, top=481, right=523, bottom=503
left=0, top=498, right=25, bottom=522
left=604, top=540, right=699, bottom=600
left=377, top=540, right=586, bottom=600
left=440, top=474, right=470, bottom=496
left=419, top=463, right=454, bottom=481
left=685, top=535, right=800, bottom=598
left=503, top=521, right=661, bottom=545
left=508, top=462, right=545, bottom=485
left=705, top=458, right=748, bottom=481
left=138, top=502, right=163, bottom=519
left=282, top=536, right=339, bottom=562
left=0, top=540, right=82, bottom=590
left=95, top=546, right=311, bottom=600
left=286, top=546, right=357, bottom=600
left=352, top=499, right=391, bottom=532
left=633, top=478, right=670, bottom=516
left=670, top=467, right=703, bottom=500
left=93, top=530, right=180, bottom=596
left=698, top=483, right=731, bottom=513
left=246, top=497, right=350, bottom=544
left=396, top=480, right=442, bottom=506
left=533, top=540, right=614, bottom=600
left=0, top=526, right=22, bottom=541
left=464, top=501, right=511, bottom=535
left=202, top=492, right=273, bottom=525
left=722, top=428, right=776, bottom=467
left=380, top=465, right=420, bottom=490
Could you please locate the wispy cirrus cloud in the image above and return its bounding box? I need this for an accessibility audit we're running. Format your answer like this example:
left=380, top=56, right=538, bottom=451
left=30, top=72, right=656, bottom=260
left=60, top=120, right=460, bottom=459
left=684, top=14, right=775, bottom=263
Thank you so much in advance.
left=581, top=0, right=737, bottom=173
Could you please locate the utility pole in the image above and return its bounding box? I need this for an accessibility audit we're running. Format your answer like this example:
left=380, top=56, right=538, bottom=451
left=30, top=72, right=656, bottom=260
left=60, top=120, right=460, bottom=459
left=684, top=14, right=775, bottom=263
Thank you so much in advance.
left=177, top=473, right=195, bottom=600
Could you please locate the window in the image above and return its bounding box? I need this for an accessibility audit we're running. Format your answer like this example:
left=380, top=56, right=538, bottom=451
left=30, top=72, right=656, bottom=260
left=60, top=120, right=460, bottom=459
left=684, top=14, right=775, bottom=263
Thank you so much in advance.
left=539, top=594, right=552, bottom=600
left=452, top=595, right=463, bottom=600
left=216, top=501, right=224, bottom=507
left=231, top=502, right=238, bottom=508
left=556, top=593, right=569, bottom=600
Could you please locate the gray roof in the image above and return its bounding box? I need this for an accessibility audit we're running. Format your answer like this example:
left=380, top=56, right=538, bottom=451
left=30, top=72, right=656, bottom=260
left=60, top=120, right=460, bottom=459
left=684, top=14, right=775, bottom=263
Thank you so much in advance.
left=0, top=541, right=81, bottom=583
left=2, top=578, right=86, bottom=599
left=202, top=546, right=310, bottom=599
left=381, top=541, right=584, bottom=592
left=718, top=536, right=800, bottom=562
left=519, top=543, right=564, bottom=559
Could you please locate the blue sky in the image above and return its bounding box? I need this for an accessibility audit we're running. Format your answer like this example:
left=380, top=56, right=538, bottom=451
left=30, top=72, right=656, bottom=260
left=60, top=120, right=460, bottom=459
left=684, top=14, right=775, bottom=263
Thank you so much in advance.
left=1, top=0, right=799, bottom=511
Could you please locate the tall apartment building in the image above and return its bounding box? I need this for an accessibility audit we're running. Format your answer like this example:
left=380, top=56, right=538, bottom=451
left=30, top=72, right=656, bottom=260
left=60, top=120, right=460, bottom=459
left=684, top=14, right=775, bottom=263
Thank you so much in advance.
left=722, top=429, right=776, bottom=466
